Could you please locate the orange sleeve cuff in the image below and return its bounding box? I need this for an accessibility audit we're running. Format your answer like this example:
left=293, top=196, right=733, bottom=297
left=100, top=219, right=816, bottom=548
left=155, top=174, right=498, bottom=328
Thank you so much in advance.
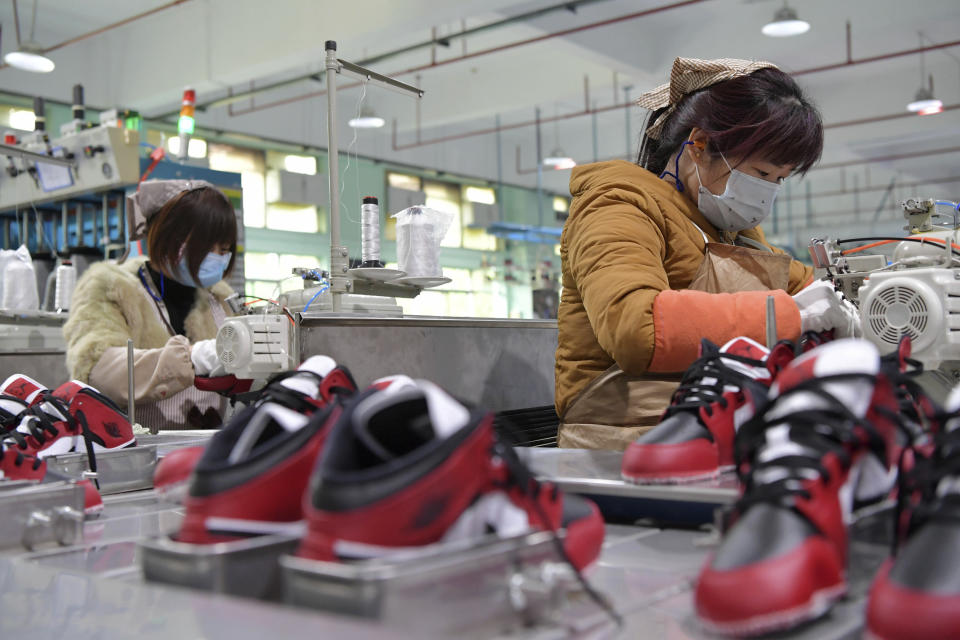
left=648, top=289, right=801, bottom=373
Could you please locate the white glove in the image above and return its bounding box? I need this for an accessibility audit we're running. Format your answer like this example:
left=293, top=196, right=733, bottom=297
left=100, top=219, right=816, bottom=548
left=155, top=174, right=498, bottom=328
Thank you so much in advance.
left=792, top=279, right=861, bottom=338
left=190, top=339, right=221, bottom=376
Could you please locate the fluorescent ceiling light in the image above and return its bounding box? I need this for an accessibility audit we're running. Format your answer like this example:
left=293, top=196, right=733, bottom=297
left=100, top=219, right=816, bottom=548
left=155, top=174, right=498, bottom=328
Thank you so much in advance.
left=348, top=106, right=385, bottom=128
left=4, top=43, right=55, bottom=73
left=761, top=5, right=810, bottom=37
left=8, top=109, right=36, bottom=131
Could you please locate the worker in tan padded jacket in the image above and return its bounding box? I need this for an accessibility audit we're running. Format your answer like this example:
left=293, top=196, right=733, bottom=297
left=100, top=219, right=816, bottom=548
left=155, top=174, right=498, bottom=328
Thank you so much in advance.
left=556, top=58, right=859, bottom=449
left=63, top=180, right=238, bottom=431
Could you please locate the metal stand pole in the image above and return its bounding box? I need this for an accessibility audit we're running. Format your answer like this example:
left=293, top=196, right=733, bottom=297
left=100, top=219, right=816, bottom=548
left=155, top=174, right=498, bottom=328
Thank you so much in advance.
left=765, top=295, right=777, bottom=350
left=127, top=338, right=142, bottom=433
left=325, top=41, right=348, bottom=312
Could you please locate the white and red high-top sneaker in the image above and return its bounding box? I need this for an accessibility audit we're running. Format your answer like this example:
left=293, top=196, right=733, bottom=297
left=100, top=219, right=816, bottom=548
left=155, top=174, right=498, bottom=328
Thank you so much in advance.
left=176, top=356, right=357, bottom=542
left=866, top=384, right=960, bottom=640
left=297, top=379, right=605, bottom=572
left=621, top=337, right=794, bottom=484
left=7, top=381, right=135, bottom=460
left=694, top=339, right=902, bottom=636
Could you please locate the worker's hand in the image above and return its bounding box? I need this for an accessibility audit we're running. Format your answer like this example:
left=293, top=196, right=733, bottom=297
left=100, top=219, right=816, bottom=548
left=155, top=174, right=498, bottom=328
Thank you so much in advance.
left=792, top=279, right=861, bottom=338
left=190, top=339, right=220, bottom=376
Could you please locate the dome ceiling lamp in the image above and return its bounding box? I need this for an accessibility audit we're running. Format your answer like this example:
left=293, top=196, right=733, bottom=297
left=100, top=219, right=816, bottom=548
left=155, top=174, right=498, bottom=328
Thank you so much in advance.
left=3, top=0, right=55, bottom=73
left=761, top=2, right=811, bottom=38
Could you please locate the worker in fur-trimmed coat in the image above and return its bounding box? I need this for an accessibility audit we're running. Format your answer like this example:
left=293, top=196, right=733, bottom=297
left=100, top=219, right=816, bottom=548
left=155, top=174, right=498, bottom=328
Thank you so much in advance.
left=63, top=180, right=239, bottom=431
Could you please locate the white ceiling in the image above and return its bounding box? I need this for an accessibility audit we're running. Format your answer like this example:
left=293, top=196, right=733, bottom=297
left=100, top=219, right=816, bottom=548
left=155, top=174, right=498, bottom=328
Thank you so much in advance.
left=1, top=0, right=959, bottom=224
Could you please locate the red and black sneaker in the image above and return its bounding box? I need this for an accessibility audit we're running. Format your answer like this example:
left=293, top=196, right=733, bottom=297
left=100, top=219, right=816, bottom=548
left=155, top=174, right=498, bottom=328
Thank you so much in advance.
left=865, top=385, right=960, bottom=640
left=7, top=381, right=135, bottom=460
left=297, top=379, right=605, bottom=571
left=176, top=356, right=357, bottom=543
left=154, top=445, right=206, bottom=504
left=622, top=337, right=793, bottom=484
left=694, top=339, right=902, bottom=636
left=0, top=441, right=103, bottom=515
left=0, top=374, right=47, bottom=406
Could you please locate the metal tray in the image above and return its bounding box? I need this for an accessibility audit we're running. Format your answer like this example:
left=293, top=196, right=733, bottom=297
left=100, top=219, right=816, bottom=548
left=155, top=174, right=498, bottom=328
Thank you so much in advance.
left=519, top=448, right=739, bottom=525
left=0, top=480, right=85, bottom=550
left=139, top=533, right=301, bottom=601
left=46, top=444, right=157, bottom=494
left=280, top=531, right=598, bottom=636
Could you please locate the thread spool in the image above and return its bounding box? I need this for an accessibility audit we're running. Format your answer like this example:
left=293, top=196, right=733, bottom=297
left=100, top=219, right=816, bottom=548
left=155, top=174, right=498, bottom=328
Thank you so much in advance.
left=54, top=261, right=77, bottom=312
left=360, top=196, right=383, bottom=268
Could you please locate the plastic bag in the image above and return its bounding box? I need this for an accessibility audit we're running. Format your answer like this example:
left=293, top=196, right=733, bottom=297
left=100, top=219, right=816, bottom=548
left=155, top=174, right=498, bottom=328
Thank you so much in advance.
left=392, top=206, right=453, bottom=277
left=0, top=245, right=40, bottom=311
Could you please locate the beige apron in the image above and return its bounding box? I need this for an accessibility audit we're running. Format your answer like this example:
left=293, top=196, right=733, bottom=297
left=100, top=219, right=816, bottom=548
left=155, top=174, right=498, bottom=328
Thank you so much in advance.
left=557, top=224, right=791, bottom=450
left=138, top=275, right=230, bottom=431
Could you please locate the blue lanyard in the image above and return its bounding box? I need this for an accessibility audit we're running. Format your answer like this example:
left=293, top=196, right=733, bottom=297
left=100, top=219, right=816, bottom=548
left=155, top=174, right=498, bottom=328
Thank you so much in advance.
left=138, top=265, right=165, bottom=302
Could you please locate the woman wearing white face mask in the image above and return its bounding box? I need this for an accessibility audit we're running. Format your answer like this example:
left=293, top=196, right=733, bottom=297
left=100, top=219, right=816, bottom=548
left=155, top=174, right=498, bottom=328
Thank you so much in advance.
left=63, top=180, right=239, bottom=431
left=556, top=57, right=840, bottom=450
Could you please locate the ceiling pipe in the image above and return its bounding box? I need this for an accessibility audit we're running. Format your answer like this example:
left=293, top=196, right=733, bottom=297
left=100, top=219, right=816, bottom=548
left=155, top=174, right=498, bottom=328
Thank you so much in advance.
left=810, top=145, right=960, bottom=172
left=388, top=47, right=960, bottom=151
left=776, top=174, right=960, bottom=203
left=824, top=103, right=960, bottom=129
left=0, top=0, right=192, bottom=71
left=155, top=0, right=618, bottom=118
left=220, top=0, right=709, bottom=119
left=219, top=11, right=958, bottom=129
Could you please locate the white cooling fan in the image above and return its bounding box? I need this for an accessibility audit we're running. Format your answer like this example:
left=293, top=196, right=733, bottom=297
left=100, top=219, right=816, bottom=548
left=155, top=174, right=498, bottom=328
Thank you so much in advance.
left=215, top=315, right=291, bottom=378
left=859, top=268, right=960, bottom=369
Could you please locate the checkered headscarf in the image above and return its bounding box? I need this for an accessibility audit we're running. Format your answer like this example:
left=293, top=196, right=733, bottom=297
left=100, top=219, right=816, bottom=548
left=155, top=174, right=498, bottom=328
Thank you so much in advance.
left=635, top=57, right=778, bottom=140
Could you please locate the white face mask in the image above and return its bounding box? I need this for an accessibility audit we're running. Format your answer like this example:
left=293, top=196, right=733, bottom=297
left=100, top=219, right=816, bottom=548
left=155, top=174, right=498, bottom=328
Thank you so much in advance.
left=694, top=152, right=781, bottom=232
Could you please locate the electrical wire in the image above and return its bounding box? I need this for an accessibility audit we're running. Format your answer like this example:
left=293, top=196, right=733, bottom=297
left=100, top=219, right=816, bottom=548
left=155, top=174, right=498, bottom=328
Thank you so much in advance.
left=838, top=236, right=960, bottom=257
left=339, top=78, right=368, bottom=226
left=301, top=285, right=330, bottom=314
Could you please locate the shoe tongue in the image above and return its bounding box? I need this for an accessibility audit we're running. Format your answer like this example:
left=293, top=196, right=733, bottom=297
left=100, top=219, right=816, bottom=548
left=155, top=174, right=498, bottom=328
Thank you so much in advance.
left=351, top=380, right=470, bottom=462
left=0, top=374, right=46, bottom=404
left=281, top=355, right=337, bottom=398
left=717, top=336, right=771, bottom=381
left=227, top=403, right=309, bottom=463
left=769, top=339, right=879, bottom=419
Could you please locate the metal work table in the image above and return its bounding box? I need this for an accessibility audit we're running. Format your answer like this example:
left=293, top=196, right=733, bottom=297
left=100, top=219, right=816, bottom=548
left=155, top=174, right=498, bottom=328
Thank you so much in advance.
left=0, top=309, right=69, bottom=386
left=0, top=436, right=882, bottom=639
left=296, top=316, right=558, bottom=412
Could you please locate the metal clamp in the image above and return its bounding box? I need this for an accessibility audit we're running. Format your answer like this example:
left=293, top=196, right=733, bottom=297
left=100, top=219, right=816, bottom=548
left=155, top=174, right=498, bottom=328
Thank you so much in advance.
left=22, top=510, right=53, bottom=550
left=508, top=560, right=576, bottom=626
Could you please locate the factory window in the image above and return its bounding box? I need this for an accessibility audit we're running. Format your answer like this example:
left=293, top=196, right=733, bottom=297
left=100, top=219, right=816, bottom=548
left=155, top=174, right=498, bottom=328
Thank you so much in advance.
left=464, top=186, right=495, bottom=204
left=166, top=136, right=208, bottom=159
left=244, top=252, right=322, bottom=300
left=423, top=181, right=462, bottom=248
left=265, top=203, right=319, bottom=233
left=388, top=172, right=422, bottom=190
left=5, top=107, right=35, bottom=131
left=283, top=154, right=317, bottom=175
left=461, top=185, right=498, bottom=251
left=208, top=144, right=266, bottom=229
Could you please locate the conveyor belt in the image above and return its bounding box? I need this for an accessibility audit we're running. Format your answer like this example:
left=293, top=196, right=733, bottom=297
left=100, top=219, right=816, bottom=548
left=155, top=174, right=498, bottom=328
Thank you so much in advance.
left=0, top=436, right=891, bottom=639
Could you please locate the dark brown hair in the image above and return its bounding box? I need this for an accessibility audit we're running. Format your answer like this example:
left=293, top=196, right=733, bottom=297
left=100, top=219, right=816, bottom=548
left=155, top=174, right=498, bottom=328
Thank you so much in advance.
left=146, top=186, right=237, bottom=283
left=638, top=68, right=823, bottom=177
